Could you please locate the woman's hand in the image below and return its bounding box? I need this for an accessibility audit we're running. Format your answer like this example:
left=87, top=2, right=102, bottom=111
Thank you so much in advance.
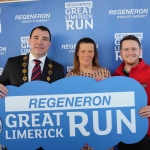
left=94, top=75, right=105, bottom=82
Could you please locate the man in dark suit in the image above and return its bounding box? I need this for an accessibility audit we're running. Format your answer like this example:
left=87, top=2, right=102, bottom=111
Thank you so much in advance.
left=0, top=25, right=64, bottom=98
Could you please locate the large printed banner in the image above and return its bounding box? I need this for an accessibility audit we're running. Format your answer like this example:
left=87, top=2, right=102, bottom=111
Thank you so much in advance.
left=0, top=0, right=150, bottom=75
left=0, top=76, right=148, bottom=150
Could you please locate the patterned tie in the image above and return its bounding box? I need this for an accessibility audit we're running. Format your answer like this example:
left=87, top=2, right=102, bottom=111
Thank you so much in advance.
left=31, top=59, right=41, bottom=81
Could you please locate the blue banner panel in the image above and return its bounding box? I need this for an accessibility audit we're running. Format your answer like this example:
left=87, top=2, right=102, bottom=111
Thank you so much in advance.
left=0, top=76, right=148, bottom=150
left=0, top=0, right=150, bottom=75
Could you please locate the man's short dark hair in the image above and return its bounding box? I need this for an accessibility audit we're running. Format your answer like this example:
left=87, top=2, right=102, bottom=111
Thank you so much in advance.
left=30, top=26, right=51, bottom=41
left=120, top=35, right=141, bottom=49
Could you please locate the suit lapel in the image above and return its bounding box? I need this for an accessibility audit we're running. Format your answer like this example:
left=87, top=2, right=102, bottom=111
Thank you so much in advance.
left=41, top=57, right=49, bottom=82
